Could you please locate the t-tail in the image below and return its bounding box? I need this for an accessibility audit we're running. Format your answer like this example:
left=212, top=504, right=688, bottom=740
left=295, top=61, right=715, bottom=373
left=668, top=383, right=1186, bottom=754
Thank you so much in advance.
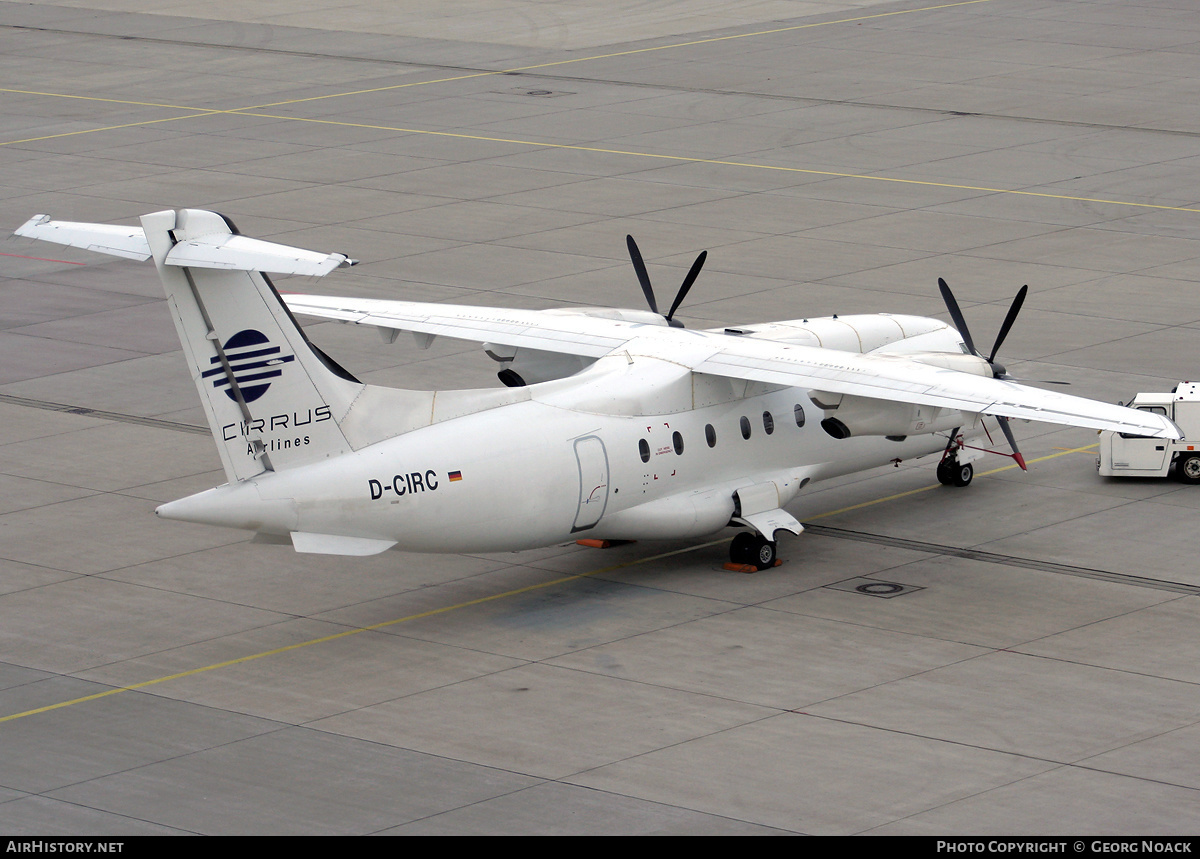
left=16, top=209, right=366, bottom=483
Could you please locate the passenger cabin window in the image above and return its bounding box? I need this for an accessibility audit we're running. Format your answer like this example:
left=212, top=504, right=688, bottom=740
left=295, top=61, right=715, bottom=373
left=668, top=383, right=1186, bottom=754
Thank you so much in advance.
left=672, top=431, right=684, bottom=455
left=740, top=416, right=751, bottom=440
left=705, top=424, right=716, bottom=447
left=639, top=439, right=650, bottom=463
left=763, top=411, right=774, bottom=435
left=794, top=404, right=805, bottom=427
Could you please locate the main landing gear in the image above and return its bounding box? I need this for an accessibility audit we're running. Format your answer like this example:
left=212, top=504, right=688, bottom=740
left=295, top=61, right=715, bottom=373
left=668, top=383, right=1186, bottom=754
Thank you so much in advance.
left=936, top=456, right=974, bottom=487
left=937, top=427, right=975, bottom=488
left=728, top=531, right=778, bottom=572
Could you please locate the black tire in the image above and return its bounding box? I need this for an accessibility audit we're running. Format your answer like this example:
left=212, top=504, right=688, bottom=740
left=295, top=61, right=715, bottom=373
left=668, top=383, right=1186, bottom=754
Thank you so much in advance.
left=729, top=532, right=778, bottom=570
left=938, top=457, right=972, bottom=487
left=1177, top=453, right=1200, bottom=485
left=752, top=537, right=777, bottom=571
left=730, top=531, right=757, bottom=565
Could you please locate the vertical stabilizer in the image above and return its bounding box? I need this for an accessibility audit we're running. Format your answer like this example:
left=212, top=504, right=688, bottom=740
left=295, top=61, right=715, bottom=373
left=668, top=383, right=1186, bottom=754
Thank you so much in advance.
left=141, top=209, right=363, bottom=482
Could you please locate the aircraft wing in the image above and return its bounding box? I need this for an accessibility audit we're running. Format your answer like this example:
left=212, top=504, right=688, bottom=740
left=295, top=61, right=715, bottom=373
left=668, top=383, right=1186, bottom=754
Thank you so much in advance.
left=689, top=338, right=1180, bottom=438
left=284, top=294, right=630, bottom=357
left=285, top=294, right=1179, bottom=440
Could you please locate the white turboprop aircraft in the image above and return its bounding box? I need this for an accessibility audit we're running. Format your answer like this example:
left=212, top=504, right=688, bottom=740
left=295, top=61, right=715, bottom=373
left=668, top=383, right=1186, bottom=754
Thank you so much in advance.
left=16, top=209, right=1181, bottom=570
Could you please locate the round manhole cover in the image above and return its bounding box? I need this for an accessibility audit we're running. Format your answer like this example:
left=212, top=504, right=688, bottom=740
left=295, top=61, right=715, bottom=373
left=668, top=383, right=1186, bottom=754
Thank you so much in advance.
left=856, top=582, right=903, bottom=595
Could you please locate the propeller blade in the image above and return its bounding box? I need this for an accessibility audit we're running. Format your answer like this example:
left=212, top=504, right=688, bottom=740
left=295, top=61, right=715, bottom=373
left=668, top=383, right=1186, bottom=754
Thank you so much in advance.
left=989, top=284, right=1028, bottom=364
left=666, top=250, right=707, bottom=325
left=938, top=277, right=977, bottom=356
left=626, top=235, right=657, bottom=314
left=996, top=415, right=1027, bottom=471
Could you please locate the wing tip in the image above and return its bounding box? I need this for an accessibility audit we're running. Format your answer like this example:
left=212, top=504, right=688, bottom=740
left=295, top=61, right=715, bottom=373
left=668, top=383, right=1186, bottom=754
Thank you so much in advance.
left=13, top=214, right=51, bottom=238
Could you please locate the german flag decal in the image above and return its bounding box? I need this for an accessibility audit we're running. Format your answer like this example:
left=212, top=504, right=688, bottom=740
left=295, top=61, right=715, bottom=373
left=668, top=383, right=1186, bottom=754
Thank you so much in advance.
left=448, top=470, right=463, bottom=482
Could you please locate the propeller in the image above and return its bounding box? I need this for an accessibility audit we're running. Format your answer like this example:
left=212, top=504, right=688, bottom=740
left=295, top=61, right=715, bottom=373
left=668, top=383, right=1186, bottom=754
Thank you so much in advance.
left=937, top=277, right=1029, bottom=379
left=626, top=235, right=707, bottom=328
left=938, top=277, right=1034, bottom=470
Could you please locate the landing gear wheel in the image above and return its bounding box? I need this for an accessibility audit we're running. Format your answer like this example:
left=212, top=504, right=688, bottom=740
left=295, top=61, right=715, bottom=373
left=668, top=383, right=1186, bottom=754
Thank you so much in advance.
left=752, top=537, right=777, bottom=571
left=937, top=458, right=973, bottom=487
left=730, top=531, right=757, bottom=565
left=1177, top=453, right=1200, bottom=485
left=729, top=532, right=778, bottom=571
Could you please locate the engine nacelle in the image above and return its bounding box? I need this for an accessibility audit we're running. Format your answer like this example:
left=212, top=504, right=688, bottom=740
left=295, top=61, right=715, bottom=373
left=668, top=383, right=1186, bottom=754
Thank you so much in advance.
left=902, top=351, right=992, bottom=376
left=484, top=307, right=668, bottom=385
left=485, top=345, right=592, bottom=386
left=813, top=392, right=972, bottom=440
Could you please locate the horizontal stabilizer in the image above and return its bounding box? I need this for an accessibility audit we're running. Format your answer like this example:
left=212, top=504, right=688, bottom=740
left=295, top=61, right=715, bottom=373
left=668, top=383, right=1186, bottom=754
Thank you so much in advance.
left=16, top=214, right=151, bottom=260
left=15, top=214, right=356, bottom=275
left=165, top=234, right=356, bottom=276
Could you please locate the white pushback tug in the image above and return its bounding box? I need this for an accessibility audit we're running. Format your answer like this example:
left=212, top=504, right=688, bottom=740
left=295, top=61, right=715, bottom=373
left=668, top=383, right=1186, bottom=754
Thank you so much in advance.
left=1098, top=382, right=1200, bottom=483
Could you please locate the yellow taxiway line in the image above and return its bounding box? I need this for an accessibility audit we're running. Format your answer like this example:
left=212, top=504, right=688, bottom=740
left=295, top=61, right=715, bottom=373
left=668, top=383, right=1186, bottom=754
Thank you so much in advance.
left=807, top=442, right=1100, bottom=520
left=209, top=110, right=1200, bottom=215
left=3, top=0, right=1195, bottom=214
left=2, top=1, right=997, bottom=114
left=246, top=1, right=999, bottom=110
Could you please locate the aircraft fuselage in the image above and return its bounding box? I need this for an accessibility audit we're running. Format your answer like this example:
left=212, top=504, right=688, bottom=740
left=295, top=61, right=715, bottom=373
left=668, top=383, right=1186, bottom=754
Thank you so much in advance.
left=159, top=349, right=956, bottom=553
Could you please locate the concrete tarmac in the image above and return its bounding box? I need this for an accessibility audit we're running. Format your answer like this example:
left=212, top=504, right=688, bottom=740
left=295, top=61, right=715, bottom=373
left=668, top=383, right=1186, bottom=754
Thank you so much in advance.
left=1, top=0, right=1199, bottom=835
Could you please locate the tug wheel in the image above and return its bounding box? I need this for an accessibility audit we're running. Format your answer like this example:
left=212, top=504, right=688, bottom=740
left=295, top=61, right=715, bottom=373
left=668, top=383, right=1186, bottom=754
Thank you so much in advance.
left=1177, top=453, right=1200, bottom=485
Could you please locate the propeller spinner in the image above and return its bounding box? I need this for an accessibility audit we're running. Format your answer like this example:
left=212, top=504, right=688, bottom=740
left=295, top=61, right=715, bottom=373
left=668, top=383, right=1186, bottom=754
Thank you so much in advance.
left=626, top=235, right=707, bottom=329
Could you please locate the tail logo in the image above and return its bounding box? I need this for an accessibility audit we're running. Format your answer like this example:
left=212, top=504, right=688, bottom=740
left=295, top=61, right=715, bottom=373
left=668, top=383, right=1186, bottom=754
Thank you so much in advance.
left=201, top=329, right=295, bottom=403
